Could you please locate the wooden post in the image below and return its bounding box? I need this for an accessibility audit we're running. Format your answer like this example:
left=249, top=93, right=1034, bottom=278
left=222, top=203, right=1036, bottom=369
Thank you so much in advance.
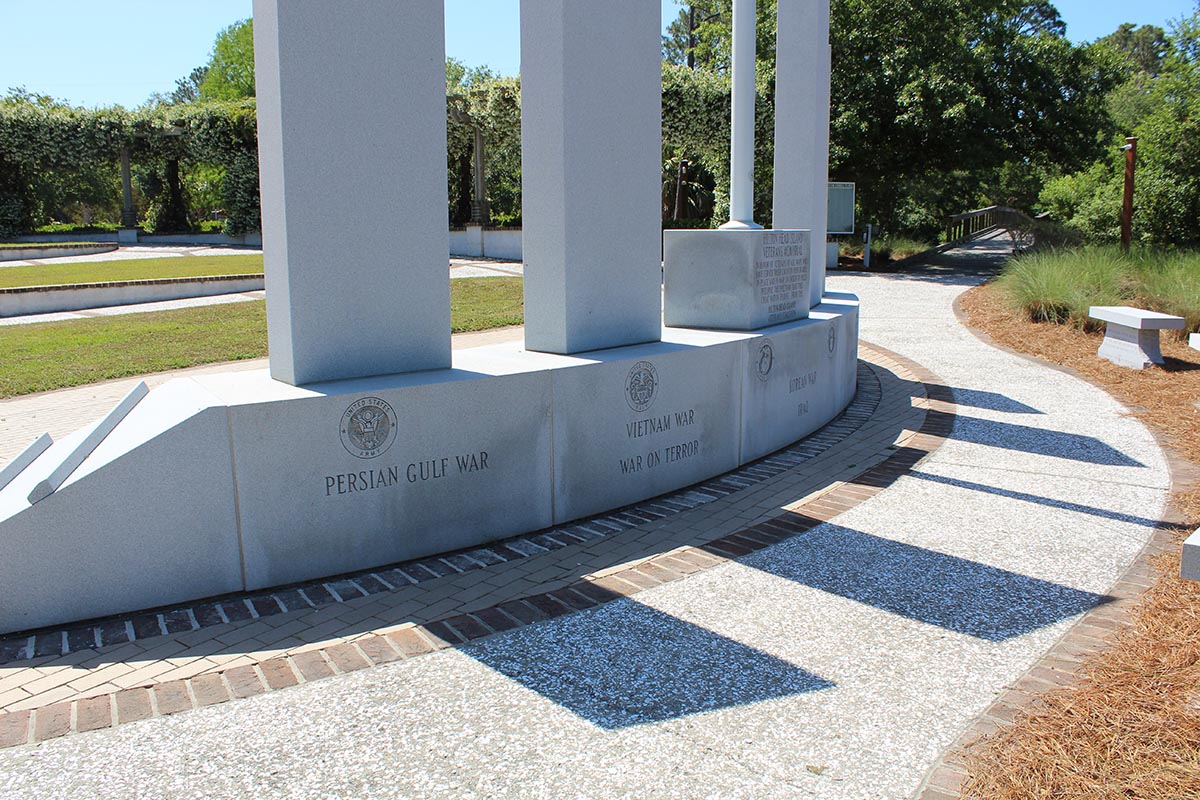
left=1121, top=136, right=1138, bottom=253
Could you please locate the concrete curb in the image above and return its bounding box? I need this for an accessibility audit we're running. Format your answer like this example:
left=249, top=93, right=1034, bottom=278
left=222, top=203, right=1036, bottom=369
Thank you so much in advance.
left=0, top=244, right=118, bottom=263
left=0, top=274, right=265, bottom=317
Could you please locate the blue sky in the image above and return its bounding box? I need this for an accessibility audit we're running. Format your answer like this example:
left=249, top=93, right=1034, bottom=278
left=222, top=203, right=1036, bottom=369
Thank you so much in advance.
left=1, top=0, right=1195, bottom=109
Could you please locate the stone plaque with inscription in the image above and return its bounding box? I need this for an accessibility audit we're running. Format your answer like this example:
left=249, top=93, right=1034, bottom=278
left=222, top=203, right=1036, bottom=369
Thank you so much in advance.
left=663, top=228, right=812, bottom=331
left=549, top=331, right=745, bottom=524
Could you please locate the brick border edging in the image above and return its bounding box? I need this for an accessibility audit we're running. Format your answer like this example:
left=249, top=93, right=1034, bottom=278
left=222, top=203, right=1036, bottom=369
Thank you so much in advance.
left=908, top=292, right=1198, bottom=800
left=0, top=343, right=955, bottom=751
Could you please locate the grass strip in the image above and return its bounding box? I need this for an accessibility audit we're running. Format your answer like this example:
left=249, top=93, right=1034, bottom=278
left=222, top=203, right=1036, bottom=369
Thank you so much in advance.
left=0, top=302, right=268, bottom=398
left=0, top=254, right=265, bottom=288
left=0, top=277, right=524, bottom=398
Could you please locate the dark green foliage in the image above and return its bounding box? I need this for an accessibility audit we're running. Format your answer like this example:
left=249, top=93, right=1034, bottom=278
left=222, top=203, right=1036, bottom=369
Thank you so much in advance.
left=1101, top=23, right=1169, bottom=75
left=1043, top=5, right=1200, bottom=246
left=0, top=96, right=261, bottom=238
left=660, top=0, right=1118, bottom=238
left=447, top=78, right=522, bottom=228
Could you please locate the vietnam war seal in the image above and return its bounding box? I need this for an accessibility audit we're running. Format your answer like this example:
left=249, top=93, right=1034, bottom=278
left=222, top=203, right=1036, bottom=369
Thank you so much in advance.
left=625, top=361, right=659, bottom=412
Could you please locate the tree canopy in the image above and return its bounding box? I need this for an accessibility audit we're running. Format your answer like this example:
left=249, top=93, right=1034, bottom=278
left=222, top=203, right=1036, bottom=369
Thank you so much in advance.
left=662, top=0, right=1119, bottom=236
left=198, top=19, right=256, bottom=101
left=1042, top=4, right=1200, bottom=245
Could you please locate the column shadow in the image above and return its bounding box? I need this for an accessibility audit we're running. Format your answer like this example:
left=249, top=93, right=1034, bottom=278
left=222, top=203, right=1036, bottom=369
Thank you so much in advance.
left=946, top=387, right=1042, bottom=415
left=463, top=600, right=834, bottom=730
left=907, top=471, right=1167, bottom=529
left=747, top=521, right=1109, bottom=642
left=937, top=411, right=1145, bottom=467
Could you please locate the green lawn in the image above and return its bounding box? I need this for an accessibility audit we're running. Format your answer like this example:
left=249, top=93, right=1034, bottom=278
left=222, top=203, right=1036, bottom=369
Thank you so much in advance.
left=0, top=254, right=265, bottom=288
left=0, top=277, right=524, bottom=398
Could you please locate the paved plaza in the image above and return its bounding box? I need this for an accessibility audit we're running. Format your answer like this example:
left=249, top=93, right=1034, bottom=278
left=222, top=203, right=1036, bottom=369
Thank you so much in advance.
left=0, top=236, right=1176, bottom=798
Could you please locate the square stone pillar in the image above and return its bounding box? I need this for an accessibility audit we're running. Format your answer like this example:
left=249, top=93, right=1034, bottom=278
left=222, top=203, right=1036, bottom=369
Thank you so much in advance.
left=254, top=0, right=451, bottom=385
left=773, top=0, right=832, bottom=309
left=519, top=0, right=663, bottom=354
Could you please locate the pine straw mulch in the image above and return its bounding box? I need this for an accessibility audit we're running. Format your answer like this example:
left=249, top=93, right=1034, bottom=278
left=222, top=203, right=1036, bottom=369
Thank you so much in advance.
left=956, top=282, right=1200, bottom=800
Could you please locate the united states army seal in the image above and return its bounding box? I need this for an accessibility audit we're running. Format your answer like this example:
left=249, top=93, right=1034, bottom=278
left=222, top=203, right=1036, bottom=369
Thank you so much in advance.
left=755, top=339, right=775, bottom=382
left=625, top=361, right=659, bottom=413
left=340, top=397, right=397, bottom=459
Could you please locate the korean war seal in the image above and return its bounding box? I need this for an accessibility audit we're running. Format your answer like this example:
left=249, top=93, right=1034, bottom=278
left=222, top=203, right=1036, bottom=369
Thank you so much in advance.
left=625, top=361, right=659, bottom=412
left=340, top=397, right=398, bottom=459
left=756, top=339, right=775, bottom=382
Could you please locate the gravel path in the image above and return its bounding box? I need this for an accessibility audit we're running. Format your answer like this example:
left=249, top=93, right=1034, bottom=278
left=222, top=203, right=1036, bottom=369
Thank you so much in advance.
left=0, top=236, right=1169, bottom=799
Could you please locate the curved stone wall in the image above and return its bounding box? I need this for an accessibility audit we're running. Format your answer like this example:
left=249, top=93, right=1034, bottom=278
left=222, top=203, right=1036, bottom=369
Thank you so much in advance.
left=0, top=298, right=856, bottom=633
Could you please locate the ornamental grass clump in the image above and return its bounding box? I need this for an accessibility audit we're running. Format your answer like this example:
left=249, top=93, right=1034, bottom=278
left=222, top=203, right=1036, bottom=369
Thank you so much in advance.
left=998, top=246, right=1125, bottom=327
left=997, top=245, right=1200, bottom=333
left=1132, top=249, right=1200, bottom=333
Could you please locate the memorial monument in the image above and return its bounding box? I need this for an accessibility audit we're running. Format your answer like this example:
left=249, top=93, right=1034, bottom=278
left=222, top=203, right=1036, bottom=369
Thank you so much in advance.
left=0, top=0, right=857, bottom=634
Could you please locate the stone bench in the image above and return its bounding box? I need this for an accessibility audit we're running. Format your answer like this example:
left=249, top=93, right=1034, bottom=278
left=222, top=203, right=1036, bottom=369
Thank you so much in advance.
left=1183, top=529, right=1200, bottom=582
left=1088, top=306, right=1184, bottom=369
left=1190, top=333, right=1199, bottom=352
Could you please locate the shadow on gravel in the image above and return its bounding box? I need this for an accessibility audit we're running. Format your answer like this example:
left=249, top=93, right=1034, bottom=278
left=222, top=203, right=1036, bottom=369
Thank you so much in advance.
left=944, top=387, right=1043, bottom=415
left=463, top=601, right=835, bottom=729
left=943, top=413, right=1145, bottom=467
left=751, top=522, right=1109, bottom=642
left=908, top=471, right=1167, bottom=530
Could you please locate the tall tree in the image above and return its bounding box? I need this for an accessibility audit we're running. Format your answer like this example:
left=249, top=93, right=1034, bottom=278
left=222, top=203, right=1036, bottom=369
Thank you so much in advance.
left=199, top=20, right=256, bottom=100
left=170, top=67, right=210, bottom=106
left=1100, top=23, right=1169, bottom=75
left=662, top=0, right=1116, bottom=234
left=662, top=1, right=777, bottom=73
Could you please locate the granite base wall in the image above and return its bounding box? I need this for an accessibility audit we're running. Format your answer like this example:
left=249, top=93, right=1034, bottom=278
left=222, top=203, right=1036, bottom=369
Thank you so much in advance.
left=0, top=297, right=858, bottom=633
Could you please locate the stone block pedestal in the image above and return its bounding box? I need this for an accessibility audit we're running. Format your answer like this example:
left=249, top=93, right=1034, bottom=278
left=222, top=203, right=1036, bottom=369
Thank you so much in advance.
left=664, top=228, right=812, bottom=330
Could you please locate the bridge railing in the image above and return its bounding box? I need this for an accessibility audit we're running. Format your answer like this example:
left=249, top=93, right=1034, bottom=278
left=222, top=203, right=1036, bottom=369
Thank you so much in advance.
left=946, top=206, right=1040, bottom=251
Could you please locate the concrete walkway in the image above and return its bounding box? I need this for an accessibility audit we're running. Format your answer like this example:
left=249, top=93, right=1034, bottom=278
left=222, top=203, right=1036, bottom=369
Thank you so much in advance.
left=0, top=235, right=1173, bottom=799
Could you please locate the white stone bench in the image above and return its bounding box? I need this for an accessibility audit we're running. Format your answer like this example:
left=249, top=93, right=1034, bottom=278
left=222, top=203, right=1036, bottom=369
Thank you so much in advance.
left=1088, top=306, right=1184, bottom=369
left=1190, top=333, right=1199, bottom=352
left=1183, top=529, right=1200, bottom=582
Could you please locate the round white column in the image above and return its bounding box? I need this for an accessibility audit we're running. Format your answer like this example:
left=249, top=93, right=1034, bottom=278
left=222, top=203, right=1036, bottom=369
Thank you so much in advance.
left=720, top=0, right=761, bottom=230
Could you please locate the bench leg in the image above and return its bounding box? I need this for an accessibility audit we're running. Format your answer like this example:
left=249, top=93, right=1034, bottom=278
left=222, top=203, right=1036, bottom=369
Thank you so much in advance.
left=1097, top=323, right=1164, bottom=369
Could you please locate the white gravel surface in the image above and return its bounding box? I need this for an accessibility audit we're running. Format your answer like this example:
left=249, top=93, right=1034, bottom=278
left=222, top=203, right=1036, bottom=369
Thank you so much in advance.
left=0, top=237, right=1170, bottom=799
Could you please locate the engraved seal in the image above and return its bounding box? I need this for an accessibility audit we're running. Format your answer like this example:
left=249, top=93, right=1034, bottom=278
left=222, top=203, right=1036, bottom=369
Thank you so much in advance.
left=827, top=325, right=838, bottom=357
left=755, top=339, right=775, bottom=382
left=340, top=397, right=398, bottom=459
left=625, top=361, right=659, bottom=413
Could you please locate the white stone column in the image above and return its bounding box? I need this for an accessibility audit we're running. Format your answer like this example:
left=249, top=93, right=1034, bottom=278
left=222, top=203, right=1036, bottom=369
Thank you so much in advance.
left=519, top=0, right=663, bottom=354
left=721, top=0, right=761, bottom=230
left=773, top=0, right=832, bottom=308
left=253, top=0, right=451, bottom=385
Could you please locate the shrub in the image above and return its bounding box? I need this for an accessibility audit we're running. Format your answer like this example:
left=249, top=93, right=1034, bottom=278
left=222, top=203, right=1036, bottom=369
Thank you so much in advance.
left=997, top=245, right=1200, bottom=332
